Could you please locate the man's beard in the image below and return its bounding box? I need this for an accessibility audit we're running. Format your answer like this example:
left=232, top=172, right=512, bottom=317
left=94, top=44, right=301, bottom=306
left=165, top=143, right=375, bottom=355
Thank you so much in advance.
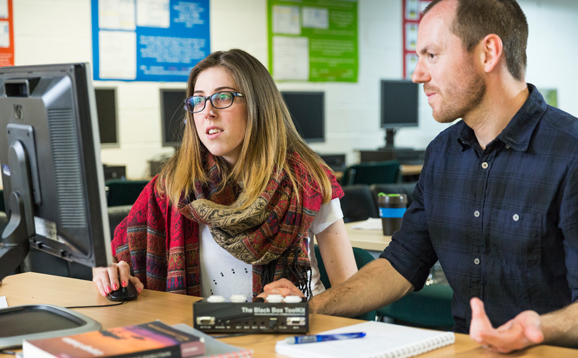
left=426, top=64, right=486, bottom=123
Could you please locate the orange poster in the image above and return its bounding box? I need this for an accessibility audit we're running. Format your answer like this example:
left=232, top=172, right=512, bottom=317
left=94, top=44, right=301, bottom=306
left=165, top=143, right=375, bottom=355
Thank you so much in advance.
left=0, top=0, right=14, bottom=67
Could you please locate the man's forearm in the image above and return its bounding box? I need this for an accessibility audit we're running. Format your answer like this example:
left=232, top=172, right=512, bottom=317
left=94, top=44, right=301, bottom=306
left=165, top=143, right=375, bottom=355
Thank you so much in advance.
left=309, top=258, right=413, bottom=317
left=541, top=301, right=578, bottom=348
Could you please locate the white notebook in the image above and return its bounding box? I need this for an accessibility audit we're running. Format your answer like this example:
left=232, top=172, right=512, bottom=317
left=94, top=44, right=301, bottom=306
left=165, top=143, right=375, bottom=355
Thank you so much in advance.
left=275, top=321, right=455, bottom=358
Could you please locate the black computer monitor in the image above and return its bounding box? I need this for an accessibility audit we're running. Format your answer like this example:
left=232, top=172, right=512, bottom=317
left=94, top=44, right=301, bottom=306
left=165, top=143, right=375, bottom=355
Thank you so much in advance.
left=281, top=92, right=325, bottom=143
left=94, top=88, right=118, bottom=145
left=380, top=80, right=419, bottom=148
left=0, top=63, right=112, bottom=281
left=160, top=88, right=187, bottom=148
left=0, top=63, right=110, bottom=348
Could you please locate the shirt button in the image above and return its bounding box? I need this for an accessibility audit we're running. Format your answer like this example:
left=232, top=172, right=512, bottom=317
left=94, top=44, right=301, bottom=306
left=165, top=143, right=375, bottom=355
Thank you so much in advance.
left=474, top=211, right=480, bottom=218
left=481, top=162, right=489, bottom=169
left=505, top=145, right=511, bottom=149
left=474, top=257, right=480, bottom=265
left=513, top=214, right=519, bottom=221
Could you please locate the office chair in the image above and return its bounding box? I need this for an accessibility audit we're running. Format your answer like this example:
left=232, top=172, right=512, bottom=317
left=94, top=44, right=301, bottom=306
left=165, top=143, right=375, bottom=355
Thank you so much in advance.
left=377, top=283, right=455, bottom=330
left=340, top=185, right=379, bottom=223
left=341, top=160, right=401, bottom=186
left=314, top=245, right=377, bottom=321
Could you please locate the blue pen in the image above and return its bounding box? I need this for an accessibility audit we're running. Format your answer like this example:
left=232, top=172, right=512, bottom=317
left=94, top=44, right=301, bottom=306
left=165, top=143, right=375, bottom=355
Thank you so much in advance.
left=285, top=332, right=366, bottom=344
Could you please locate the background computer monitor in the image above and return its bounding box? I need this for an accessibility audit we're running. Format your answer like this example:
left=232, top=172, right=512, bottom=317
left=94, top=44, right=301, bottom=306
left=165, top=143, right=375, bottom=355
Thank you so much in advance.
left=380, top=80, right=419, bottom=148
left=0, top=63, right=112, bottom=281
left=281, top=91, right=325, bottom=143
left=94, top=88, right=118, bottom=146
left=160, top=88, right=187, bottom=148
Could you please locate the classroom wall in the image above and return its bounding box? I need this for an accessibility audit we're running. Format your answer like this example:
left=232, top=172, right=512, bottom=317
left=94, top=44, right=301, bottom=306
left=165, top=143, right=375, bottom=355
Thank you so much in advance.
left=11, top=0, right=578, bottom=179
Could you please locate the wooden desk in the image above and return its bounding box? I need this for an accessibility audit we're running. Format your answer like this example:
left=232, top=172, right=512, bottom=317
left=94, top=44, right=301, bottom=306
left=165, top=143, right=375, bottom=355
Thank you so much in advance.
left=1, top=273, right=576, bottom=358
left=345, top=221, right=392, bottom=252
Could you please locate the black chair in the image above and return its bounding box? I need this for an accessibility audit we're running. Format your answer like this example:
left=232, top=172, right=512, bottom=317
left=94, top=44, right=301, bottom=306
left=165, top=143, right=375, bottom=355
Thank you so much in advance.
left=377, top=283, right=455, bottom=331
left=340, top=185, right=378, bottom=223
left=0, top=189, right=4, bottom=212
left=341, top=160, right=401, bottom=186
left=314, top=245, right=377, bottom=321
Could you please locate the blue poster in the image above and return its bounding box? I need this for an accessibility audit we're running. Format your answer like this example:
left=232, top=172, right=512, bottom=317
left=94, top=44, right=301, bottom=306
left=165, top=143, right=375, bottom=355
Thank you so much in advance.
left=91, top=0, right=210, bottom=82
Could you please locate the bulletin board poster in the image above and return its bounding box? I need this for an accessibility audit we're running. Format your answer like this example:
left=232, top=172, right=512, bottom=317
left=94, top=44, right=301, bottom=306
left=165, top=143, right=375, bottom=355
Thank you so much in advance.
left=267, top=0, right=358, bottom=83
left=0, top=0, right=14, bottom=67
left=403, top=0, right=431, bottom=79
left=91, top=0, right=210, bottom=82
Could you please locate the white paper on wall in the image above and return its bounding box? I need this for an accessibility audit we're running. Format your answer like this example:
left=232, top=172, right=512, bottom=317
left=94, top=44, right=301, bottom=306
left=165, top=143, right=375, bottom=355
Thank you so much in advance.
left=273, top=5, right=301, bottom=35
left=0, top=0, right=8, bottom=19
left=99, top=0, right=136, bottom=30
left=0, top=20, right=9, bottom=48
left=99, top=30, right=137, bottom=79
left=273, top=35, right=309, bottom=80
left=302, top=7, right=328, bottom=29
left=405, top=22, right=418, bottom=50
left=137, top=0, right=170, bottom=28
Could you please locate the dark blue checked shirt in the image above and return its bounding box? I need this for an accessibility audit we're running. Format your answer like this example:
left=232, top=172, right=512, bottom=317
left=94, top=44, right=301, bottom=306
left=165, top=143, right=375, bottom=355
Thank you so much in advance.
left=381, top=84, right=578, bottom=333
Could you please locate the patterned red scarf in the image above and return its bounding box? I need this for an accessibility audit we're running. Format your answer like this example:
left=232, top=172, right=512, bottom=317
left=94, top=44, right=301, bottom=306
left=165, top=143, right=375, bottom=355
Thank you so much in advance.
left=111, top=152, right=343, bottom=298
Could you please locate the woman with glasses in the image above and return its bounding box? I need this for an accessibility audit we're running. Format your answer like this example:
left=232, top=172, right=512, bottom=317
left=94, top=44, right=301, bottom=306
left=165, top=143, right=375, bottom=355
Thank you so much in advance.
left=93, top=49, right=357, bottom=302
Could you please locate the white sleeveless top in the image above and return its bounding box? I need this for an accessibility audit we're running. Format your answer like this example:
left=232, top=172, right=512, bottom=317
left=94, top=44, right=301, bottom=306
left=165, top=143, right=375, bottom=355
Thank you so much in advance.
left=199, top=198, right=343, bottom=300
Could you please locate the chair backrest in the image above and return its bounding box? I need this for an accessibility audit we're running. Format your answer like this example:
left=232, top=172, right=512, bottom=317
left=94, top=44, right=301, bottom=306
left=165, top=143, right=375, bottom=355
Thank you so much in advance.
left=340, top=185, right=379, bottom=223
left=106, top=179, right=149, bottom=207
left=314, top=245, right=377, bottom=320
left=341, top=160, right=400, bottom=186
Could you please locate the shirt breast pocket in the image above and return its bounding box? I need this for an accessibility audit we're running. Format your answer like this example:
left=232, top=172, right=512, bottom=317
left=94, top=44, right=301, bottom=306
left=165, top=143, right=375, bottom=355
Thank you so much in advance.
left=488, top=209, right=544, bottom=271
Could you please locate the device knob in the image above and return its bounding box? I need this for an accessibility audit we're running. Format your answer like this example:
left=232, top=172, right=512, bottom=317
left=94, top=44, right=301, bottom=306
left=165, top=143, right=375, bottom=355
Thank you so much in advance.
left=207, top=295, right=226, bottom=303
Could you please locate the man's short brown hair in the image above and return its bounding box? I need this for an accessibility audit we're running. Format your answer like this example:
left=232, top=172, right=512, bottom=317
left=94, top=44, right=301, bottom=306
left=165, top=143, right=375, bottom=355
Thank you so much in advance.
left=424, top=0, right=528, bottom=81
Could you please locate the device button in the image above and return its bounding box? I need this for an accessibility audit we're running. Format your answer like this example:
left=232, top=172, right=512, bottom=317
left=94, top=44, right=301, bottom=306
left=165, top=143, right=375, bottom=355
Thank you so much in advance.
left=207, top=295, right=226, bottom=303
left=283, top=296, right=302, bottom=303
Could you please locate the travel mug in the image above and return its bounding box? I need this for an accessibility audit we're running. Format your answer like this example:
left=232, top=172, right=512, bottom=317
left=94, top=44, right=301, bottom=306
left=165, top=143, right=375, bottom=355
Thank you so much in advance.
left=377, top=193, right=407, bottom=236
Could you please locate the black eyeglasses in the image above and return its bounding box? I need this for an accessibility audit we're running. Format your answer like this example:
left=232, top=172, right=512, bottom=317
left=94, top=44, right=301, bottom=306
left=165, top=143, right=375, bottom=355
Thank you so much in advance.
left=184, top=91, right=244, bottom=113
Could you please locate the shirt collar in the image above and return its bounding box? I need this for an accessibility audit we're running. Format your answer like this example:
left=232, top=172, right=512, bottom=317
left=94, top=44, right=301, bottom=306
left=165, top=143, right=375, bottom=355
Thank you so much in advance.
left=457, top=84, right=547, bottom=152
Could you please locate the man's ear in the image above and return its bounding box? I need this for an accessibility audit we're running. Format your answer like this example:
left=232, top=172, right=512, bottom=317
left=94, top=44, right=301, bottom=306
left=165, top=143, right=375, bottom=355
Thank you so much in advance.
left=479, top=34, right=503, bottom=74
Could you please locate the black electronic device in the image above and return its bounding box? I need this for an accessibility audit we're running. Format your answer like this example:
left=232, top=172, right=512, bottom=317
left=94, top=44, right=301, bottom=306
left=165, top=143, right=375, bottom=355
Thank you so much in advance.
left=319, top=153, right=346, bottom=171
left=107, top=281, right=138, bottom=302
left=102, top=164, right=126, bottom=181
left=161, top=88, right=187, bottom=148
left=380, top=80, right=419, bottom=148
left=193, top=299, right=309, bottom=334
left=94, top=88, right=118, bottom=145
left=0, top=63, right=111, bottom=347
left=281, top=91, right=324, bottom=143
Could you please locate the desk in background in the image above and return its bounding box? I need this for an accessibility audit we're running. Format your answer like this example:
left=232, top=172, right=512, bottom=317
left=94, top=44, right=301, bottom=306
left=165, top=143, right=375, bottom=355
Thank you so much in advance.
left=335, top=164, right=423, bottom=183
left=345, top=221, right=392, bottom=253
left=1, top=273, right=576, bottom=358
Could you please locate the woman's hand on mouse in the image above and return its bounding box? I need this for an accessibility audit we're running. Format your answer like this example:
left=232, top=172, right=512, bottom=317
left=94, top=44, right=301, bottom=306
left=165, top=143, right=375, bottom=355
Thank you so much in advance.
left=92, top=260, right=143, bottom=297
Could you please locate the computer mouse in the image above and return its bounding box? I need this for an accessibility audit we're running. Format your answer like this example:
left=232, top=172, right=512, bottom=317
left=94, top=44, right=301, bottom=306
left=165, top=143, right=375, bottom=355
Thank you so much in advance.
left=107, top=280, right=138, bottom=302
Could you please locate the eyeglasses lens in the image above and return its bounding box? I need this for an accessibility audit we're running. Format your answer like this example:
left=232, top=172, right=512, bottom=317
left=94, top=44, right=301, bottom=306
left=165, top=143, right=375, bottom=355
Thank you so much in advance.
left=212, top=92, right=233, bottom=108
left=186, top=92, right=235, bottom=113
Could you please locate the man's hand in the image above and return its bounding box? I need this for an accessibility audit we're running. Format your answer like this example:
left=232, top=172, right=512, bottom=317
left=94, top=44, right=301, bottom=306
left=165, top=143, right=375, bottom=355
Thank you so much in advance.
left=469, top=297, right=544, bottom=353
left=256, top=278, right=305, bottom=299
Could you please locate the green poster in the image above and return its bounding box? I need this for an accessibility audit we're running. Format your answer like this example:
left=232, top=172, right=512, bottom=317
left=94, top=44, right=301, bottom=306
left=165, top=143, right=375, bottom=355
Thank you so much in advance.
left=267, top=0, right=358, bottom=82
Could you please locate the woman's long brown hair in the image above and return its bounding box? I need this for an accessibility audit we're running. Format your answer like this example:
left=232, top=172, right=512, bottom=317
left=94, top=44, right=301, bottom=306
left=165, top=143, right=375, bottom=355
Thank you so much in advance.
left=157, top=49, right=332, bottom=209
